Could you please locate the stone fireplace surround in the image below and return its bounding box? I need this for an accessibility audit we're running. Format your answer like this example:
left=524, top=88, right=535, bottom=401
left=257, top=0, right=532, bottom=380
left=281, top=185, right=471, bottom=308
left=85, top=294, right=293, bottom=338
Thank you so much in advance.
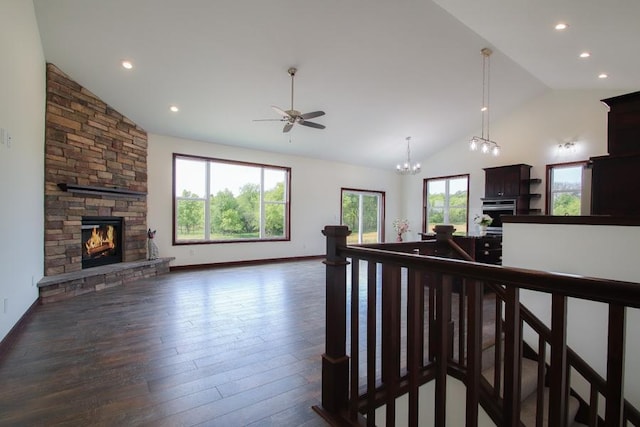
left=39, top=64, right=171, bottom=303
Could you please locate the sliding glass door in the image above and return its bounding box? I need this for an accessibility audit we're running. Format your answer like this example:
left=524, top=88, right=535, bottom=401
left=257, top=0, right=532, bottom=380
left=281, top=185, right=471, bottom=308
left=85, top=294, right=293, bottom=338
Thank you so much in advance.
left=341, top=189, right=384, bottom=244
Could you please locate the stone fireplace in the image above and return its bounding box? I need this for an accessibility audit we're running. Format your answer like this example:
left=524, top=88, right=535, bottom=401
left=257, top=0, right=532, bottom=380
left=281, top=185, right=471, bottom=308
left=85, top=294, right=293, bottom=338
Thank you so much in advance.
left=44, top=63, right=148, bottom=276
left=39, top=64, right=172, bottom=304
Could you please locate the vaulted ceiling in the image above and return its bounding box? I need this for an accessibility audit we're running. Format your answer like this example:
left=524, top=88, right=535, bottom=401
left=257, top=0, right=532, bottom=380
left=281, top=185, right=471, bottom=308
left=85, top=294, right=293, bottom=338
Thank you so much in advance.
left=33, top=0, right=640, bottom=169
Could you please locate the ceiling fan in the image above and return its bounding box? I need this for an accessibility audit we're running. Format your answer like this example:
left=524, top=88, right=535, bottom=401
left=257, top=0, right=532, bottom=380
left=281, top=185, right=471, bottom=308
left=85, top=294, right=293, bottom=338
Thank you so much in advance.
left=254, top=67, right=326, bottom=133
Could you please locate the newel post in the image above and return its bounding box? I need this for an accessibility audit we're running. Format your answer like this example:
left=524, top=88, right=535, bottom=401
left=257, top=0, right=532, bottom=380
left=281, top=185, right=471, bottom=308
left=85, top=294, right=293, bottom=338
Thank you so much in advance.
left=321, top=225, right=351, bottom=415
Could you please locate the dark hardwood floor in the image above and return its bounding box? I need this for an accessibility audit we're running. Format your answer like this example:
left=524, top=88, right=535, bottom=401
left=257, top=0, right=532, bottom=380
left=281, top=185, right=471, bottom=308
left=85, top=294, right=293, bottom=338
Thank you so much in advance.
left=0, top=260, right=330, bottom=426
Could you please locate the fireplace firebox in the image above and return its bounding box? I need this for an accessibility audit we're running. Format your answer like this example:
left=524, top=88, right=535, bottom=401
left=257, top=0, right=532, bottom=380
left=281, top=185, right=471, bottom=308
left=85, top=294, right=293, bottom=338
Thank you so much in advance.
left=81, top=217, right=124, bottom=269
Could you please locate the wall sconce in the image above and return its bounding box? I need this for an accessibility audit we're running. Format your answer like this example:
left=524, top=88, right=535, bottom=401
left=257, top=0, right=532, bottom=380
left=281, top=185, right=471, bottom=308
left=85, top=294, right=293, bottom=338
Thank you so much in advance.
left=557, top=141, right=577, bottom=154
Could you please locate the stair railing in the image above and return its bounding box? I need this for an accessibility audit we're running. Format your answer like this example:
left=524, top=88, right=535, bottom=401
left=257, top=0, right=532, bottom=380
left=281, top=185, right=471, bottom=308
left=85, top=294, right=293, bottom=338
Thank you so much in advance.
left=314, top=225, right=640, bottom=427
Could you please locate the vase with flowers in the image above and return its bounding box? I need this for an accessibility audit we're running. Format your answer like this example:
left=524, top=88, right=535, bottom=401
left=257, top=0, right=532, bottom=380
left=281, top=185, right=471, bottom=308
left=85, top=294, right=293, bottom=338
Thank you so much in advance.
left=473, top=214, right=493, bottom=236
left=393, top=219, right=410, bottom=242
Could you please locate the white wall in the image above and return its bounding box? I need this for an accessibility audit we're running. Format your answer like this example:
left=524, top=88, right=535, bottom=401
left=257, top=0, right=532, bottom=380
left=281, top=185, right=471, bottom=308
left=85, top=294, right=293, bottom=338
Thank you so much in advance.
left=401, top=89, right=626, bottom=226
left=502, top=222, right=640, bottom=410
left=147, top=133, right=404, bottom=266
left=0, top=0, right=45, bottom=341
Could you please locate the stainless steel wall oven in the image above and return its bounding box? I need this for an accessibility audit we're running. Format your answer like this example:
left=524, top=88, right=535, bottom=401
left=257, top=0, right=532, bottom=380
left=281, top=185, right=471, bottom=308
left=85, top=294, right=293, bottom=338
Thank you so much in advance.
left=482, top=198, right=516, bottom=233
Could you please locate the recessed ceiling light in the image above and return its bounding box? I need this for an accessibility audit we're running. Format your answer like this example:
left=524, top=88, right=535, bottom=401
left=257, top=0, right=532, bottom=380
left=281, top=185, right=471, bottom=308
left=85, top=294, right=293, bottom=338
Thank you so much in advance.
left=579, top=52, right=591, bottom=58
left=121, top=60, right=133, bottom=70
left=555, top=22, right=569, bottom=31
left=170, top=105, right=179, bottom=112
left=598, top=73, right=608, bottom=79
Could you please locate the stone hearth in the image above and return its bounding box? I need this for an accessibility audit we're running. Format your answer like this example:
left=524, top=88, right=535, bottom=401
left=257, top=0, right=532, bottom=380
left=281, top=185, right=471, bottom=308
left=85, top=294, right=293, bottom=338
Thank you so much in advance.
left=38, top=258, right=174, bottom=304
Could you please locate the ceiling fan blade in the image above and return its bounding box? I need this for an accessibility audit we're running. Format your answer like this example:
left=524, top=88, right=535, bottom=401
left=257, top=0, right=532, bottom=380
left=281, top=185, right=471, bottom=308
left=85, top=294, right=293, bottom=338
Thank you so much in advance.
left=272, top=105, right=290, bottom=117
left=283, top=122, right=294, bottom=133
left=299, top=121, right=325, bottom=130
left=253, top=118, right=286, bottom=122
left=300, top=111, right=325, bottom=120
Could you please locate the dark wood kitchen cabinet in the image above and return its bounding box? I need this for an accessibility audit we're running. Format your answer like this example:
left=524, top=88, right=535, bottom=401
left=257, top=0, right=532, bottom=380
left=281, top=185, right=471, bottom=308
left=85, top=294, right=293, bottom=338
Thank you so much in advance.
left=591, top=91, right=640, bottom=215
left=484, top=164, right=531, bottom=197
left=484, top=164, right=540, bottom=214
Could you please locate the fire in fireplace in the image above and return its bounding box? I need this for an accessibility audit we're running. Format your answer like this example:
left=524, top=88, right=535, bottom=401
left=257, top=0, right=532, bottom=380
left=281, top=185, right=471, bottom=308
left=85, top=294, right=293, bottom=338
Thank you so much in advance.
left=81, top=217, right=123, bottom=269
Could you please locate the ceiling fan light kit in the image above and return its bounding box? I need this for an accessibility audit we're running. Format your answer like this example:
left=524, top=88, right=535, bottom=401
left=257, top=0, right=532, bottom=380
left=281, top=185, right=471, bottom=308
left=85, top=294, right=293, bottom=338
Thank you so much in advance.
left=469, top=47, right=501, bottom=156
left=254, top=67, right=326, bottom=133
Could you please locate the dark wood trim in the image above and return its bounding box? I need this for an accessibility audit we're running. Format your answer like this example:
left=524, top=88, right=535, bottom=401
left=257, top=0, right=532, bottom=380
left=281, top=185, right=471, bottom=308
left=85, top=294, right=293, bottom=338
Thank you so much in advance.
left=57, top=183, right=146, bottom=198
left=169, top=254, right=324, bottom=271
left=0, top=299, right=38, bottom=363
left=502, top=215, right=640, bottom=226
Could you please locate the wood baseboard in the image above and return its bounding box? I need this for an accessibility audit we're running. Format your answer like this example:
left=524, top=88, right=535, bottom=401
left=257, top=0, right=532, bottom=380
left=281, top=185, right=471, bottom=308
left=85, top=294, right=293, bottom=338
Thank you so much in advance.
left=170, top=254, right=324, bottom=271
left=0, top=299, right=38, bottom=363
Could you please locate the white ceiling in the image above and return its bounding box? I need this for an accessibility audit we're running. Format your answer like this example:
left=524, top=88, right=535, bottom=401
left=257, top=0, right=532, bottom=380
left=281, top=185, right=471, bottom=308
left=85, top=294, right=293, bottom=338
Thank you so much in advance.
left=32, top=0, right=640, bottom=169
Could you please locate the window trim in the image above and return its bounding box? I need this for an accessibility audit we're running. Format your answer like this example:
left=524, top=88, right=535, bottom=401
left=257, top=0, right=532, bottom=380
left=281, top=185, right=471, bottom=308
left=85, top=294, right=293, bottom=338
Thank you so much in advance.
left=422, top=174, right=470, bottom=234
left=172, top=153, right=291, bottom=245
left=545, top=160, right=588, bottom=215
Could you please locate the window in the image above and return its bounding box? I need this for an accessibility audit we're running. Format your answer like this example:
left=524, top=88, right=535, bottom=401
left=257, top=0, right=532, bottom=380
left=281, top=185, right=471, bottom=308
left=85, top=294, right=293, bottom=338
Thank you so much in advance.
left=173, top=154, right=290, bottom=243
left=341, top=189, right=385, bottom=244
left=424, top=174, right=469, bottom=235
left=546, top=161, right=587, bottom=215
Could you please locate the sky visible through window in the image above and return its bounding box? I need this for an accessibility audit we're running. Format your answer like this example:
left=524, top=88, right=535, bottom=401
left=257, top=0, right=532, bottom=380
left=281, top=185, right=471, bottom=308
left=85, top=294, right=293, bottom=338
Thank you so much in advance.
left=176, top=158, right=284, bottom=197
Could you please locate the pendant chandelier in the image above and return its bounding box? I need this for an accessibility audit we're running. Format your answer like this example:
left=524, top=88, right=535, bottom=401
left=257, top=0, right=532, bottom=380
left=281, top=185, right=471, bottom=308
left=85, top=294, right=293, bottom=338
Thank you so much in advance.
left=396, top=136, right=421, bottom=175
left=469, top=48, right=500, bottom=156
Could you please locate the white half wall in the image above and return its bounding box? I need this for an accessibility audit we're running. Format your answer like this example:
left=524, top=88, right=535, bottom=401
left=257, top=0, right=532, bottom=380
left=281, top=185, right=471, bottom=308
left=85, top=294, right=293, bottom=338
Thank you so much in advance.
left=0, top=0, right=45, bottom=341
left=147, top=133, right=404, bottom=266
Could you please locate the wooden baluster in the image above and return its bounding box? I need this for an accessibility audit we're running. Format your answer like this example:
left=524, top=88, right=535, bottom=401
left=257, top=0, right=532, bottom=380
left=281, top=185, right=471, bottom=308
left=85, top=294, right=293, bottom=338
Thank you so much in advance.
left=536, top=335, right=546, bottom=427
left=466, top=279, right=483, bottom=427
left=382, top=264, right=401, bottom=426
left=458, top=282, right=466, bottom=364
left=321, top=225, right=351, bottom=416
left=589, top=385, right=599, bottom=427
left=366, top=261, right=377, bottom=426
left=349, top=259, right=360, bottom=421
left=493, top=291, right=503, bottom=399
left=549, top=293, right=568, bottom=426
left=435, top=273, right=452, bottom=426
left=605, top=304, right=626, bottom=427
left=407, top=267, right=424, bottom=427
left=428, top=273, right=437, bottom=362
left=503, top=286, right=522, bottom=426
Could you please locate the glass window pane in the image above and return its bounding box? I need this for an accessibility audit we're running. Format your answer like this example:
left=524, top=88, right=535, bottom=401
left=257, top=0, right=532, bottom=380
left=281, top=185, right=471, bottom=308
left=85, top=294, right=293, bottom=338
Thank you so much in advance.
left=176, top=158, right=206, bottom=198
left=552, top=192, right=581, bottom=215
left=265, top=169, right=286, bottom=201
left=551, top=166, right=582, bottom=191
left=176, top=199, right=205, bottom=240
left=361, top=195, right=379, bottom=243
left=210, top=163, right=260, bottom=197
left=265, top=204, right=285, bottom=237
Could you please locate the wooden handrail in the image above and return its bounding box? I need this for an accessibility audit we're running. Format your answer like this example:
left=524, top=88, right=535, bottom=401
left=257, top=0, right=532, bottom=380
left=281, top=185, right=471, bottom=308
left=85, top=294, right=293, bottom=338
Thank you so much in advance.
left=316, top=226, right=640, bottom=427
left=339, top=245, right=640, bottom=308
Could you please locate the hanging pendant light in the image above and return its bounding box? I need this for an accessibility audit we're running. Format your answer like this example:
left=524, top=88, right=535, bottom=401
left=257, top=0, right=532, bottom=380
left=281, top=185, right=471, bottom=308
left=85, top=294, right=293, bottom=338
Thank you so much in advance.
left=396, top=136, right=421, bottom=175
left=469, top=48, right=500, bottom=156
